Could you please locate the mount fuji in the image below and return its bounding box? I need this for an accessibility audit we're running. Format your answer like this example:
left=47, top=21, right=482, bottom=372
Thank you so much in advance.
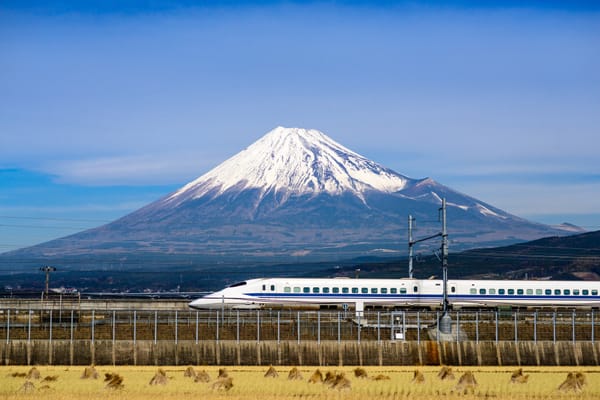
left=5, top=127, right=571, bottom=262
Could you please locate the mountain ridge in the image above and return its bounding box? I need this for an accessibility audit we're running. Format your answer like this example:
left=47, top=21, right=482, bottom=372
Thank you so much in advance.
left=1, top=126, right=574, bottom=262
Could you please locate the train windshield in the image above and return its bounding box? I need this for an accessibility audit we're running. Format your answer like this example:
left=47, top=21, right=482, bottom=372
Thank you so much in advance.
left=228, top=281, right=247, bottom=288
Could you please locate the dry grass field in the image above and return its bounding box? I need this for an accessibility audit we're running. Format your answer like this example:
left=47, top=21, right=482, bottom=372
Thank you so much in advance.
left=0, top=365, right=599, bottom=399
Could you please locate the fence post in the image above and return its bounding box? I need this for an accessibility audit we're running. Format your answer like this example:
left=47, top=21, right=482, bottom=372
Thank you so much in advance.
left=317, top=311, right=321, bottom=344
left=49, top=309, right=53, bottom=342
left=154, top=311, right=157, bottom=344
left=216, top=311, right=220, bottom=343
left=337, top=312, right=341, bottom=343
left=417, top=311, right=420, bottom=343
left=553, top=312, right=556, bottom=343
left=592, top=310, right=595, bottom=343
left=6, top=310, right=9, bottom=343
left=534, top=311, right=537, bottom=343
left=236, top=310, right=240, bottom=343
left=133, top=310, right=137, bottom=344
left=572, top=310, right=575, bottom=343
left=377, top=312, right=380, bottom=343
left=297, top=312, right=300, bottom=344
left=91, top=310, right=95, bottom=342
left=456, top=311, right=460, bottom=343
left=112, top=310, right=116, bottom=343
left=495, top=311, right=498, bottom=343
left=514, top=312, right=517, bottom=343
left=277, top=311, right=280, bottom=344
left=195, top=311, right=199, bottom=344
left=257, top=310, right=260, bottom=343
left=70, top=309, right=74, bottom=343
left=175, top=310, right=178, bottom=345
left=28, top=310, right=31, bottom=343
left=475, top=311, right=479, bottom=343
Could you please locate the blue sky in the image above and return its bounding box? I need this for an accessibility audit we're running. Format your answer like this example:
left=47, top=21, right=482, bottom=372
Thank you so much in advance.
left=1, top=1, right=599, bottom=252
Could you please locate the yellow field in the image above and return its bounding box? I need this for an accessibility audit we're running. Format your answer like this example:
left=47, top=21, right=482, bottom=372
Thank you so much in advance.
left=0, top=365, right=599, bottom=399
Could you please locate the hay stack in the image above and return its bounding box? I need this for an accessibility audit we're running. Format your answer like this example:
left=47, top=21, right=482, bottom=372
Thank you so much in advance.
left=184, top=366, right=197, bottom=378
left=323, top=371, right=337, bottom=386
left=81, top=366, right=98, bottom=379
left=194, top=370, right=211, bottom=383
left=308, top=369, right=323, bottom=383
left=26, top=367, right=41, bottom=380
left=371, top=374, right=391, bottom=381
left=18, top=381, right=35, bottom=394
left=330, top=373, right=351, bottom=391
left=264, top=365, right=279, bottom=378
left=412, top=370, right=425, bottom=384
left=558, top=372, right=584, bottom=392
left=104, top=373, right=124, bottom=390
left=437, top=366, right=455, bottom=380
left=149, top=369, right=168, bottom=385
left=288, top=367, right=303, bottom=380
left=10, top=372, right=27, bottom=378
left=42, top=375, right=58, bottom=382
left=211, top=377, right=233, bottom=391
left=455, top=371, right=478, bottom=394
left=218, top=368, right=229, bottom=379
left=510, top=368, right=529, bottom=384
left=576, top=372, right=587, bottom=387
left=353, top=367, right=368, bottom=379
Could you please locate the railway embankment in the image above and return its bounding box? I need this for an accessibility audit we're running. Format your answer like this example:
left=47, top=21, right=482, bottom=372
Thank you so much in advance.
left=1, top=340, right=599, bottom=366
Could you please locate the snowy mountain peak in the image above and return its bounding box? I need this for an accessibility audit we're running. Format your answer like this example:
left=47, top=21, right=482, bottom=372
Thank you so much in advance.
left=167, top=126, right=411, bottom=204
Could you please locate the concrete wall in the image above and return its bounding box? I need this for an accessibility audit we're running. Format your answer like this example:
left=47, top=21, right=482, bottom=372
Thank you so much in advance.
left=1, top=340, right=600, bottom=366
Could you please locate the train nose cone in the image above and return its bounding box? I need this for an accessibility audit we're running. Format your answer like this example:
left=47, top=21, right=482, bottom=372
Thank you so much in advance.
left=188, top=297, right=221, bottom=309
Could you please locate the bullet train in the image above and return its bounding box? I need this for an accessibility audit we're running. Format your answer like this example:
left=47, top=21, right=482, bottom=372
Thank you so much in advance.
left=188, top=277, right=600, bottom=314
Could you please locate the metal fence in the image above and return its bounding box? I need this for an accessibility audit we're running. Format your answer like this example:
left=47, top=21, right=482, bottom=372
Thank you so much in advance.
left=0, top=308, right=598, bottom=343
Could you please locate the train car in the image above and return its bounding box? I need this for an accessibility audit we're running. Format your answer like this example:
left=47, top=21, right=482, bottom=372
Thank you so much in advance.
left=188, top=277, right=600, bottom=315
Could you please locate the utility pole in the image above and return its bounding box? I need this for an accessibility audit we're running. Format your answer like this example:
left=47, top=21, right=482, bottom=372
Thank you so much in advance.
left=40, top=266, right=56, bottom=299
left=439, top=198, right=452, bottom=334
left=408, top=215, right=414, bottom=278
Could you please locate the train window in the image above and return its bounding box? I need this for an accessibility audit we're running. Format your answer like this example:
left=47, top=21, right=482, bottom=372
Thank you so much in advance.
left=323, top=287, right=330, bottom=294
left=262, top=285, right=266, bottom=291
left=294, top=287, right=301, bottom=293
left=592, top=290, right=598, bottom=296
left=564, top=289, right=570, bottom=295
left=479, top=288, right=486, bottom=294
left=451, top=286, right=456, bottom=293
left=342, top=288, right=349, bottom=294
left=270, top=285, right=275, bottom=291
left=526, top=289, right=533, bottom=295
left=414, top=286, right=418, bottom=293
left=284, top=287, right=291, bottom=293
left=507, top=289, right=514, bottom=295
left=498, top=289, right=505, bottom=295
left=545, top=289, right=551, bottom=295
left=470, top=288, right=476, bottom=294
left=489, top=289, right=496, bottom=295
left=390, top=288, right=397, bottom=294
left=517, top=289, right=524, bottom=295
left=312, top=287, right=320, bottom=293
left=361, top=288, right=368, bottom=294
left=303, top=287, right=310, bottom=293
left=535, top=289, right=542, bottom=295
left=332, top=287, right=339, bottom=294
left=381, top=288, right=388, bottom=294
left=583, top=289, right=589, bottom=295
left=352, top=288, right=358, bottom=294
left=228, top=281, right=247, bottom=288
left=371, top=288, right=378, bottom=294
left=400, top=288, right=407, bottom=294
left=554, top=289, right=561, bottom=295
left=573, top=289, right=579, bottom=295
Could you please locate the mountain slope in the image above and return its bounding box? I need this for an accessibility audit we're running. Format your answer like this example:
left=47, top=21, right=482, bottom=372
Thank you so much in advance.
left=2, top=126, right=571, bottom=262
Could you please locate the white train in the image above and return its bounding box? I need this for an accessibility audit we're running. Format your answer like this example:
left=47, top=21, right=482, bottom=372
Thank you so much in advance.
left=188, top=277, right=600, bottom=314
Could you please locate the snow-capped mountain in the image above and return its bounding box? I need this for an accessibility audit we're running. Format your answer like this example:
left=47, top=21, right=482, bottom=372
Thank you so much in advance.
left=4, top=126, right=570, bottom=261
